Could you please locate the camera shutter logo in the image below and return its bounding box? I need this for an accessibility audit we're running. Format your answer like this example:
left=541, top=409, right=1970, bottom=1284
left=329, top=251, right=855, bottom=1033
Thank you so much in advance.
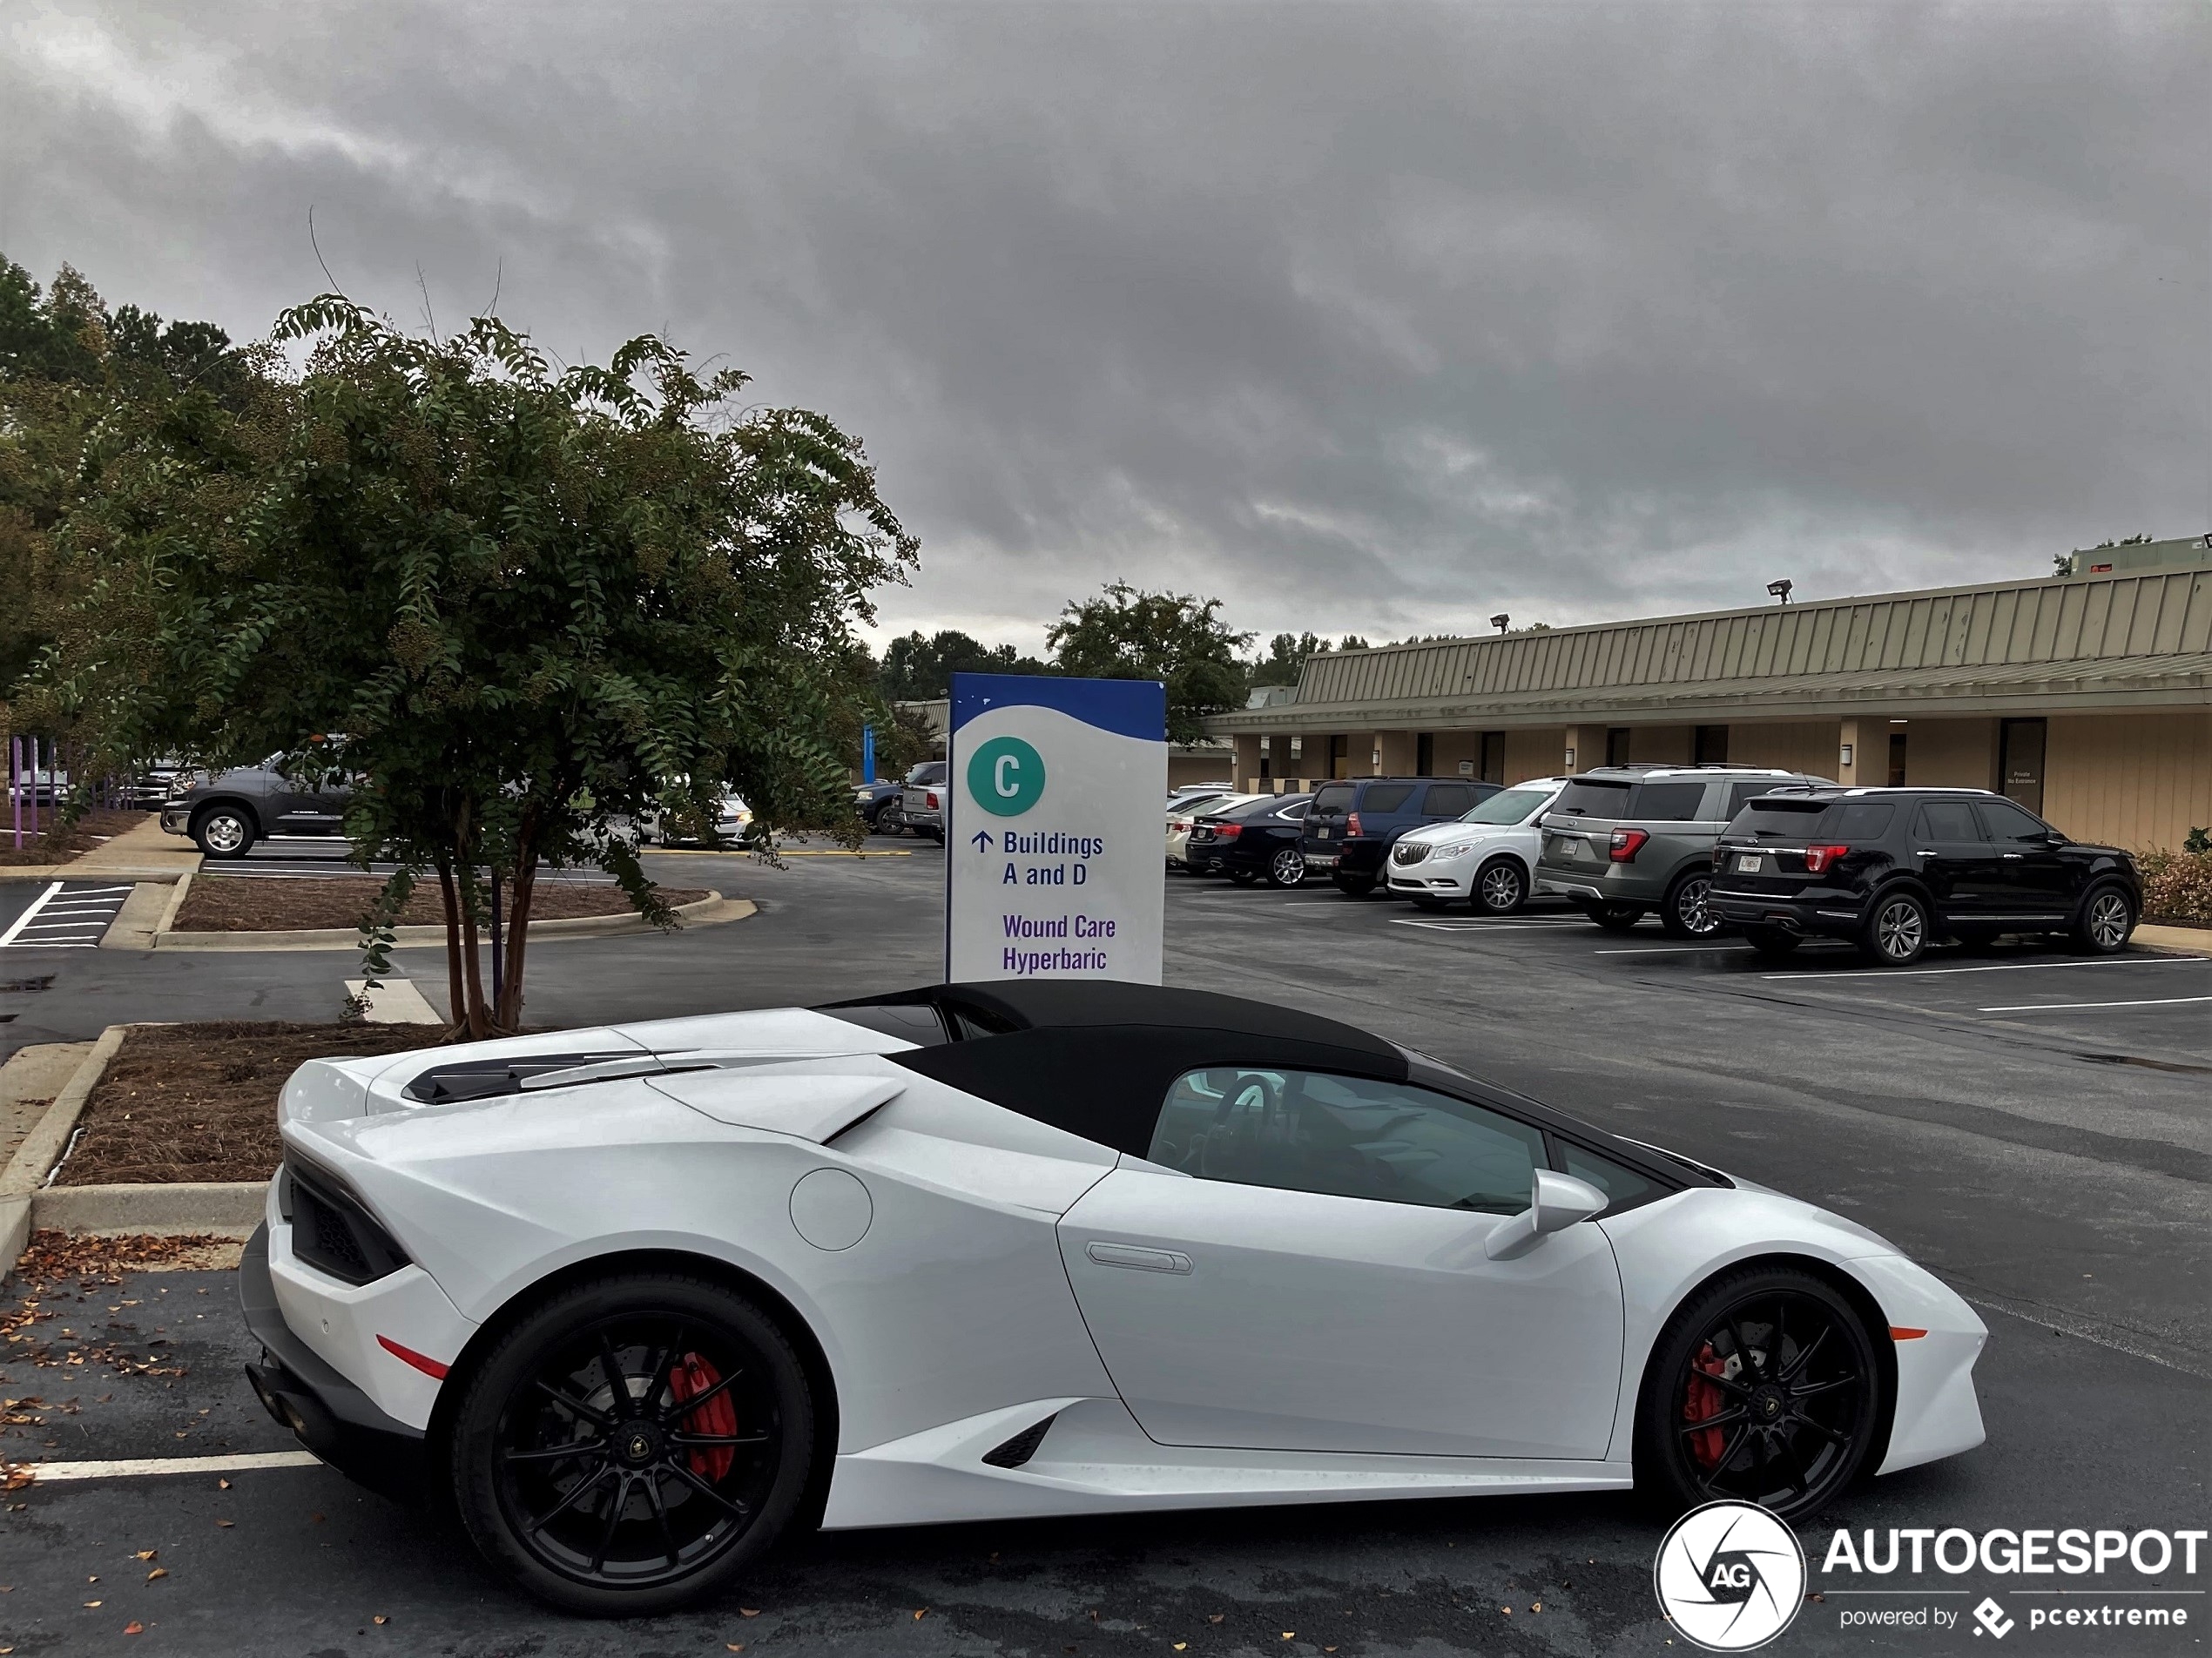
left=1653, top=1500, right=1806, bottom=1652
left=966, top=737, right=1047, bottom=818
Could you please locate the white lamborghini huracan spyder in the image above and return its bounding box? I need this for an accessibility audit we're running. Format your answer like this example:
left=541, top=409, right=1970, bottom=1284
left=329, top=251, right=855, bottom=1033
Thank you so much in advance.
left=242, top=981, right=1985, bottom=1614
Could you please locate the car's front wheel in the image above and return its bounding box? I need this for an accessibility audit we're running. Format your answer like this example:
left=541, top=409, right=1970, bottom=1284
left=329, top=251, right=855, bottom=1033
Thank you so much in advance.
left=2070, top=883, right=2135, bottom=955
left=190, top=805, right=256, bottom=859
left=1266, top=846, right=1305, bottom=888
left=449, top=1271, right=817, bottom=1617
left=1474, top=858, right=1527, bottom=915
left=1638, top=1264, right=1881, bottom=1523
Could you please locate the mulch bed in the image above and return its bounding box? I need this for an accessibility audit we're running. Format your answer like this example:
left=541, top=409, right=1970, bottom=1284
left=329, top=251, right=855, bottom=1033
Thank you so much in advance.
left=0, top=806, right=152, bottom=866
left=175, top=875, right=708, bottom=932
left=55, top=1021, right=447, bottom=1186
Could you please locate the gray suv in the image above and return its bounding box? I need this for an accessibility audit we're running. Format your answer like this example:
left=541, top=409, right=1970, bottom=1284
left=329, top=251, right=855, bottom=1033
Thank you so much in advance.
left=161, top=759, right=354, bottom=859
left=1534, top=765, right=1831, bottom=937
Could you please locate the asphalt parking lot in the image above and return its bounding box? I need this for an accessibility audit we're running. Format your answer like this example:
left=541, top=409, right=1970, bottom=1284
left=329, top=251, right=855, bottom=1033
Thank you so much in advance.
left=2, top=845, right=2206, bottom=1655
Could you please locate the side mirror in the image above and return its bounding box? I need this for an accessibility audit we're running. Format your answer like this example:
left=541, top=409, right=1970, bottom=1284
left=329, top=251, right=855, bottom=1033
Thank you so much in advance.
left=1485, top=1169, right=1608, bottom=1261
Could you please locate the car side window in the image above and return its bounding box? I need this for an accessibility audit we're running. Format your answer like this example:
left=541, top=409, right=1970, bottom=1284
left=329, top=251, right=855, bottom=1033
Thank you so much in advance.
left=1420, top=784, right=1475, bottom=816
left=1976, top=799, right=2053, bottom=844
left=1626, top=780, right=1709, bottom=821
left=1149, top=1068, right=1546, bottom=1216
left=1727, top=781, right=1790, bottom=816
left=1825, top=801, right=1895, bottom=839
left=1559, top=1143, right=1657, bottom=1211
left=1360, top=784, right=1414, bottom=812
left=1912, top=801, right=1982, bottom=841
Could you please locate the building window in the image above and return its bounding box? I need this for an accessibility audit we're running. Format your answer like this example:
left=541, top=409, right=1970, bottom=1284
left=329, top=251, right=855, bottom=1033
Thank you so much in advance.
left=1999, top=718, right=2047, bottom=814
left=1289, top=736, right=1303, bottom=762
left=1480, top=731, right=1506, bottom=785
left=1694, top=725, right=1730, bottom=765
left=1258, top=736, right=1271, bottom=780
left=1416, top=732, right=1435, bottom=776
left=1606, top=727, right=1632, bottom=767
left=1329, top=734, right=1350, bottom=779
left=1887, top=731, right=1907, bottom=787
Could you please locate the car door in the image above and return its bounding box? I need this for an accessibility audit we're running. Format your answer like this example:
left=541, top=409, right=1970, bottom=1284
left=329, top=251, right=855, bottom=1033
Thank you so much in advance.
left=1056, top=1067, right=1625, bottom=1459
left=1974, top=798, right=2074, bottom=920
left=1909, top=799, right=2000, bottom=920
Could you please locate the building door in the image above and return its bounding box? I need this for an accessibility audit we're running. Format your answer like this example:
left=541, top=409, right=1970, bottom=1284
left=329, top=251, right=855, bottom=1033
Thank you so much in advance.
left=1416, top=732, right=1435, bottom=777
left=1480, top=731, right=1505, bottom=785
left=1606, top=727, right=1632, bottom=766
left=1999, top=718, right=2047, bottom=814
left=1694, top=725, right=1730, bottom=765
left=1329, top=735, right=1350, bottom=779
left=1887, top=730, right=1907, bottom=786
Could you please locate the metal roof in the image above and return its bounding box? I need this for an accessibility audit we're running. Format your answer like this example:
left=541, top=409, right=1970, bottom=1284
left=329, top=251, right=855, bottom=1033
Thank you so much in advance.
left=1208, top=563, right=2212, bottom=732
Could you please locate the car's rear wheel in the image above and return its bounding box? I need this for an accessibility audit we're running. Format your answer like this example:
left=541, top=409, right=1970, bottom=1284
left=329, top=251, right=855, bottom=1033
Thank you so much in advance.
left=1639, top=1264, right=1881, bottom=1523
left=450, top=1272, right=815, bottom=1616
left=190, top=805, right=256, bottom=859
left=2070, top=883, right=2134, bottom=954
left=1332, top=873, right=1377, bottom=897
left=1741, top=926, right=1802, bottom=959
left=1858, top=889, right=1929, bottom=967
left=1229, top=870, right=1259, bottom=886
left=1266, top=846, right=1305, bottom=888
left=1579, top=900, right=1643, bottom=931
left=1474, top=858, right=1527, bottom=915
left=1660, top=872, right=1723, bottom=940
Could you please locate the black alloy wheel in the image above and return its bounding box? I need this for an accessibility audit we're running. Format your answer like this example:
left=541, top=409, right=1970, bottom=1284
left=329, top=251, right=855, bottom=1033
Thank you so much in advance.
left=1661, top=871, right=1723, bottom=940
left=1581, top=900, right=1643, bottom=932
left=1858, top=889, right=1929, bottom=967
left=451, top=1273, right=814, bottom=1616
left=1332, top=873, right=1378, bottom=897
left=2071, top=884, right=2134, bottom=955
left=1266, top=846, right=1306, bottom=888
left=875, top=805, right=903, bottom=836
left=1474, top=858, right=1527, bottom=915
left=1741, top=925, right=1803, bottom=959
left=191, top=805, right=255, bottom=859
left=1641, top=1265, right=1880, bottom=1523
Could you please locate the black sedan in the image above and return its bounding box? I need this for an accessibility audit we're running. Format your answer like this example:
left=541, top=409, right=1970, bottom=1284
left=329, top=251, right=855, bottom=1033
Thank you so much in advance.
left=1188, top=793, right=1314, bottom=887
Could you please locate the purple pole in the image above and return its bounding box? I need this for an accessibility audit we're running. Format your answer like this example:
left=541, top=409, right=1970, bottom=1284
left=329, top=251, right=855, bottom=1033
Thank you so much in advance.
left=26, top=737, right=37, bottom=839
left=9, top=737, right=18, bottom=850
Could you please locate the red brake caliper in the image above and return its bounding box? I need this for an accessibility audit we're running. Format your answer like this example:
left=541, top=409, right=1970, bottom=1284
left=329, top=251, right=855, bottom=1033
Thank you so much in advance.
left=1683, top=1341, right=1730, bottom=1469
left=667, top=1353, right=738, bottom=1480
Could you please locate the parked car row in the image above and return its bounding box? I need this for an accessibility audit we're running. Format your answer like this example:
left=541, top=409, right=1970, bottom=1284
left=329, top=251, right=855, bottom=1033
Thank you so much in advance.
left=1166, top=762, right=2145, bottom=968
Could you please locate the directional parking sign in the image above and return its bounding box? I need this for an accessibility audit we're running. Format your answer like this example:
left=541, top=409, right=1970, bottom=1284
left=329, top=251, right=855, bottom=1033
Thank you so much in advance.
left=946, top=673, right=1167, bottom=984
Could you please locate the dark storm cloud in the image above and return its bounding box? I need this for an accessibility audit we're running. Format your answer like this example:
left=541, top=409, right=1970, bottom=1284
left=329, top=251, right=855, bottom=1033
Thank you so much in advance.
left=3, top=2, right=2204, bottom=649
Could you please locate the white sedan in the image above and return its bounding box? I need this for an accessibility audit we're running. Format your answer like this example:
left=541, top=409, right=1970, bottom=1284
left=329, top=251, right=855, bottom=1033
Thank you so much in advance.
left=1386, top=777, right=1568, bottom=913
left=1167, top=792, right=1258, bottom=871
left=242, top=981, right=1984, bottom=1614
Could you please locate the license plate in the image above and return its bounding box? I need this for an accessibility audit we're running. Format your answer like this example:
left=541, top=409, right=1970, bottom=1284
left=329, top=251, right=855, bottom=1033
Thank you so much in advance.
left=1736, top=853, right=1764, bottom=873
left=1314, top=826, right=1333, bottom=840
left=1559, top=838, right=1585, bottom=859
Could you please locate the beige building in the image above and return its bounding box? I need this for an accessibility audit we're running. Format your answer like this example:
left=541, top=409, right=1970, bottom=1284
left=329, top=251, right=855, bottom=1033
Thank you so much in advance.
left=1206, top=542, right=2212, bottom=853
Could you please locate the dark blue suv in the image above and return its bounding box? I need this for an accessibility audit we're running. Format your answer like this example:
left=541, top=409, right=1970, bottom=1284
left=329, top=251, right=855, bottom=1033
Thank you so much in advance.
left=1299, top=777, right=1502, bottom=896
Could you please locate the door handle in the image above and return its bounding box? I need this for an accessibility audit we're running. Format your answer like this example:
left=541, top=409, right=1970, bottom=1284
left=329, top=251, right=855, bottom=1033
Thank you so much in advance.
left=1085, top=1242, right=1193, bottom=1274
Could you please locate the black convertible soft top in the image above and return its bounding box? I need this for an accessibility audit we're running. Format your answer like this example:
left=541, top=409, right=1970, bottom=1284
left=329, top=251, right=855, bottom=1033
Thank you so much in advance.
left=819, top=981, right=1409, bottom=1157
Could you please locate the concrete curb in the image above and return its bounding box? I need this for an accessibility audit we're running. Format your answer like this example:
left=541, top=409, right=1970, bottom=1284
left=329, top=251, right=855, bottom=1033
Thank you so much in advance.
left=152, top=889, right=751, bottom=952
left=2134, top=922, right=2212, bottom=954
left=0, top=1023, right=131, bottom=1273
left=31, top=1180, right=268, bottom=1238
left=101, top=880, right=174, bottom=950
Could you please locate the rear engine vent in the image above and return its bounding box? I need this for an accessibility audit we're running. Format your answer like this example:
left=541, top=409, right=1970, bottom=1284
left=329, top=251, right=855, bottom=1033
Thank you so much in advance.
left=402, top=1051, right=637, bottom=1104
left=981, top=1412, right=1059, bottom=1469
left=283, top=1163, right=411, bottom=1285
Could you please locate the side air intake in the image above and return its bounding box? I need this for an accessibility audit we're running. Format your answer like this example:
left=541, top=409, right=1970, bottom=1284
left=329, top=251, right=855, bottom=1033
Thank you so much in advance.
left=980, top=1412, right=1059, bottom=1469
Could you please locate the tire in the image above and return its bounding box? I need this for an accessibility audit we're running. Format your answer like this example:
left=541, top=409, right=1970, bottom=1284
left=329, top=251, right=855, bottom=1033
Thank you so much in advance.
left=1332, top=873, right=1377, bottom=897
left=924, top=828, right=945, bottom=845
left=448, top=1270, right=817, bottom=1617
left=1741, top=926, right=1803, bottom=959
left=1636, top=1263, right=1881, bottom=1524
left=1857, top=888, right=1929, bottom=967
left=875, top=807, right=902, bottom=836
left=1474, top=857, right=1527, bottom=916
left=2070, top=883, right=2135, bottom=954
left=1229, top=870, right=1259, bottom=886
left=1660, top=871, right=1724, bottom=940
left=1579, top=900, right=1643, bottom=932
left=190, top=804, right=256, bottom=859
left=1265, top=846, right=1305, bottom=889
left=1409, top=896, right=1447, bottom=912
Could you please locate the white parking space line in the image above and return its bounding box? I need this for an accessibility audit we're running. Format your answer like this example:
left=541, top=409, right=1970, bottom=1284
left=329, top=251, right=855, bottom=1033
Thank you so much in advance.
left=23, top=1450, right=324, bottom=1484
left=1391, top=919, right=1590, bottom=932
left=0, top=881, right=64, bottom=947
left=1979, top=994, right=2212, bottom=1014
left=1595, top=944, right=1754, bottom=954
left=1770, top=956, right=2206, bottom=982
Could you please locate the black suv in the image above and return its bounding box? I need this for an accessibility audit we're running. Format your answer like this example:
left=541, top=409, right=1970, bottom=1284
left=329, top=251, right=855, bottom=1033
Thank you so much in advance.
left=1710, top=787, right=2141, bottom=967
left=1299, top=776, right=1501, bottom=895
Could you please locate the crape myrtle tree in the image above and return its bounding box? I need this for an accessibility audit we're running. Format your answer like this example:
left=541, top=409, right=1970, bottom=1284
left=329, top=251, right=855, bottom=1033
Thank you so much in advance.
left=1045, top=583, right=1252, bottom=745
left=22, top=297, right=914, bottom=1036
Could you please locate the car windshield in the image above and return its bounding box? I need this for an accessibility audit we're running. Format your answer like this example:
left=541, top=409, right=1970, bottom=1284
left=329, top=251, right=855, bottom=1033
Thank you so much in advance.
left=1460, top=786, right=1554, bottom=826
left=1552, top=778, right=1631, bottom=817
left=1170, top=794, right=1229, bottom=817
left=1214, top=796, right=1287, bottom=821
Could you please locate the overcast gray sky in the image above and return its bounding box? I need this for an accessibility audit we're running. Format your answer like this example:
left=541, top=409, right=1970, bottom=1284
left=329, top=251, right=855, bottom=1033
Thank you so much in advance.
left=3, top=2, right=2205, bottom=654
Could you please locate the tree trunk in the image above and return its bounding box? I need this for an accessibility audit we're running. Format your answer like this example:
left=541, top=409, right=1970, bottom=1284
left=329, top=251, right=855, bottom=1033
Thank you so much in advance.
left=497, top=850, right=537, bottom=1032
left=435, top=853, right=466, bottom=1032
left=458, top=867, right=489, bottom=1041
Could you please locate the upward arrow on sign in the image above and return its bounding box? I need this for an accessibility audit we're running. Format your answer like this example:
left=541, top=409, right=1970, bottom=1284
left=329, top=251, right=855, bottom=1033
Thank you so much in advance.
left=968, top=830, right=993, bottom=852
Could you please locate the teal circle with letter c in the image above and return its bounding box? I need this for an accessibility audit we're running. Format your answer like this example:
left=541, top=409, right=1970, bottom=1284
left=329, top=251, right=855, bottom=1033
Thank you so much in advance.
left=967, top=736, right=1047, bottom=817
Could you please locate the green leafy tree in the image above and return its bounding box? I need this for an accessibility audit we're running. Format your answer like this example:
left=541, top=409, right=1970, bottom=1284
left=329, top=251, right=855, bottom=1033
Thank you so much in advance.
left=1045, top=583, right=1252, bottom=744
left=1249, top=631, right=1333, bottom=687
left=21, top=296, right=913, bottom=1036
left=879, top=629, right=1054, bottom=700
